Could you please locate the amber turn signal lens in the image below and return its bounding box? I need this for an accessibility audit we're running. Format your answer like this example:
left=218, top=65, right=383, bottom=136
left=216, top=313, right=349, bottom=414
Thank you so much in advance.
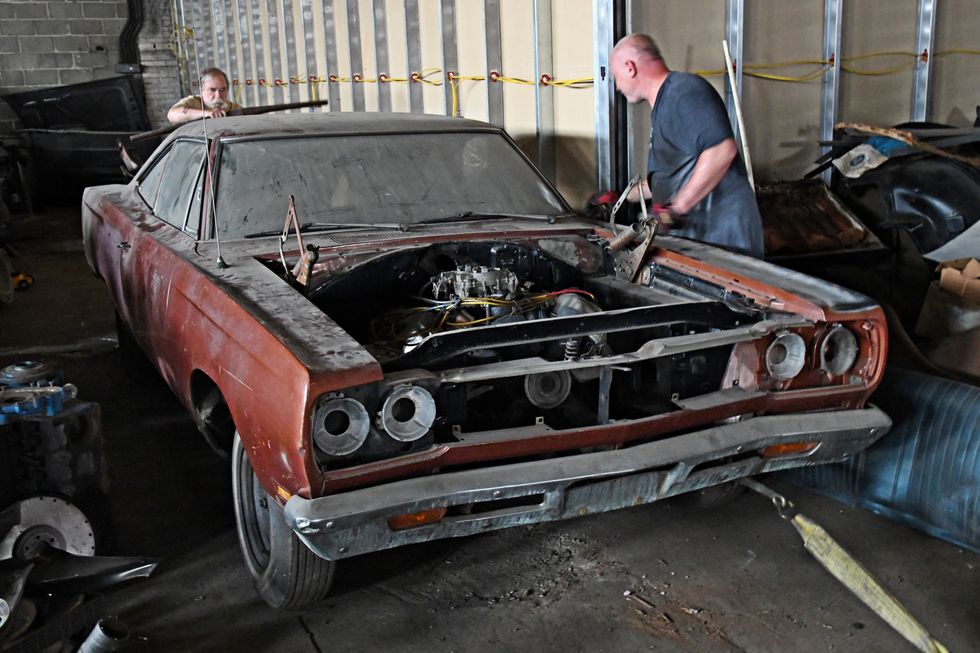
left=760, top=442, right=818, bottom=458
left=387, top=507, right=448, bottom=531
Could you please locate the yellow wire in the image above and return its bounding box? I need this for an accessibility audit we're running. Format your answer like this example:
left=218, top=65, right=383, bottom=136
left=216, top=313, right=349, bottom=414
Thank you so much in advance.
left=495, top=75, right=536, bottom=86
left=544, top=77, right=594, bottom=88
left=936, top=48, right=980, bottom=57
left=745, top=67, right=828, bottom=82
left=845, top=50, right=917, bottom=61
left=841, top=61, right=916, bottom=76
left=747, top=58, right=829, bottom=70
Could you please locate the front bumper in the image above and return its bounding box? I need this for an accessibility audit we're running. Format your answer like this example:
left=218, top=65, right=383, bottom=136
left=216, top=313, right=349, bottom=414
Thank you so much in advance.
left=285, top=407, right=890, bottom=561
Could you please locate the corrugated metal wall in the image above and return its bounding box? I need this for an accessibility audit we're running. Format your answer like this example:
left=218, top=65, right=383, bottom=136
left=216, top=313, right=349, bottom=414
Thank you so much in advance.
left=171, top=0, right=979, bottom=199
left=170, top=0, right=595, bottom=200
left=630, top=0, right=980, bottom=183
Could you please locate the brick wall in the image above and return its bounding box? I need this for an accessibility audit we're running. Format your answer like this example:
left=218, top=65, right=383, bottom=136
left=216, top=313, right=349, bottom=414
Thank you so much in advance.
left=0, top=0, right=181, bottom=134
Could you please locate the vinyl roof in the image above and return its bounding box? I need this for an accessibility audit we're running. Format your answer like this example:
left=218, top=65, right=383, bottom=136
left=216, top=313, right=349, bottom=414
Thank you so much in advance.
left=169, top=111, right=500, bottom=141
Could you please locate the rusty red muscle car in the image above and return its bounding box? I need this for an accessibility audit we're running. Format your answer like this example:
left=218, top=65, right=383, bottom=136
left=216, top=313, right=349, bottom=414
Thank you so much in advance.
left=82, top=113, right=890, bottom=608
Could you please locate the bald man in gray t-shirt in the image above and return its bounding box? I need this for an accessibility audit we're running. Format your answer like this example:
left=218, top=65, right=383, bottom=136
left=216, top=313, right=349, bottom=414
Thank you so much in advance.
left=611, top=34, right=763, bottom=258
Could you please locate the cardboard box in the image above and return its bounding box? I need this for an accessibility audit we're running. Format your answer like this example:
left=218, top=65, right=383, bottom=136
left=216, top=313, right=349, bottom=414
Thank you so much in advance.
left=938, top=258, right=980, bottom=305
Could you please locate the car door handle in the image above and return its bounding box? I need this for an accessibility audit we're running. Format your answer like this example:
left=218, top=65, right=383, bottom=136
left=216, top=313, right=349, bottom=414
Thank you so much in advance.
left=117, top=241, right=131, bottom=250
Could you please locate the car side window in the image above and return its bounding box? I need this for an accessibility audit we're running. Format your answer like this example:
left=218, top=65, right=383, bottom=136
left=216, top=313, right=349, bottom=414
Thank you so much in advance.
left=184, top=162, right=205, bottom=235
left=154, top=140, right=206, bottom=230
left=136, top=146, right=168, bottom=209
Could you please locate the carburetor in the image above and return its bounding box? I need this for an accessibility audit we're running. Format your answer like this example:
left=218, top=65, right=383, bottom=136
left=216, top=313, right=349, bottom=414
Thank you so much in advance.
left=430, top=265, right=519, bottom=300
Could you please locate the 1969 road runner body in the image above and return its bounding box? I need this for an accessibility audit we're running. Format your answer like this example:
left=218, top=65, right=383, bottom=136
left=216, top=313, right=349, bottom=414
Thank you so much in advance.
left=82, top=113, right=889, bottom=608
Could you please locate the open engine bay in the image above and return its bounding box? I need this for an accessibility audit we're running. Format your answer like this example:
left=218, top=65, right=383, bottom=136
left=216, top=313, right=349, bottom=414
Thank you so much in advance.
left=299, top=238, right=776, bottom=465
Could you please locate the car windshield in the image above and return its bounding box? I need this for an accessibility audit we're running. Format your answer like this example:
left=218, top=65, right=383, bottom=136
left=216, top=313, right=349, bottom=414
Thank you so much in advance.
left=213, top=132, right=568, bottom=239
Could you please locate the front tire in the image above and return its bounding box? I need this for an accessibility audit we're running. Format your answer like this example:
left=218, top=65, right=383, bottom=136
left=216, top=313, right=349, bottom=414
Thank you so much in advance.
left=232, top=433, right=334, bottom=608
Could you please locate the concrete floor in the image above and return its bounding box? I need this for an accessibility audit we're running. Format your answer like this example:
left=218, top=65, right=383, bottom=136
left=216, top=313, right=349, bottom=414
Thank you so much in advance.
left=1, top=208, right=977, bottom=652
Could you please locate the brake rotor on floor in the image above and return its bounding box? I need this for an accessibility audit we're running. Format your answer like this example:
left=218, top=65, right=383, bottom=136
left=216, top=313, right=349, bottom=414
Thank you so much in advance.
left=0, top=497, right=95, bottom=561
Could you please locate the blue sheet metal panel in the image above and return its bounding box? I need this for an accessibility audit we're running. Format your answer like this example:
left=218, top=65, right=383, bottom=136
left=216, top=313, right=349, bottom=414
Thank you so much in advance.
left=779, top=368, right=980, bottom=552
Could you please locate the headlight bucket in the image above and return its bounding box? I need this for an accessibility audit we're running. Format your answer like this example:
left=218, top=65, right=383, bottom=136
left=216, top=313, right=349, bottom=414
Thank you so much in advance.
left=819, top=325, right=859, bottom=376
left=312, top=396, right=371, bottom=455
left=377, top=385, right=436, bottom=442
left=765, top=331, right=807, bottom=380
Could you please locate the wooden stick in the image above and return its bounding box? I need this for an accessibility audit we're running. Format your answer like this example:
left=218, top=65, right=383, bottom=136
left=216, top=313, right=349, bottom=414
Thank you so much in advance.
left=836, top=121, right=980, bottom=168
left=723, top=39, right=755, bottom=191
left=129, top=99, right=330, bottom=143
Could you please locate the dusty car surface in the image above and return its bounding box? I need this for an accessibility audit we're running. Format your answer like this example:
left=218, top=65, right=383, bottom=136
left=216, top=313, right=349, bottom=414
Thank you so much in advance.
left=82, top=113, right=890, bottom=608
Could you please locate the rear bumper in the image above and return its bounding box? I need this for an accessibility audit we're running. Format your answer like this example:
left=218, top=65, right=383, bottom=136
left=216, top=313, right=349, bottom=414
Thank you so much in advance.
left=285, top=407, right=890, bottom=561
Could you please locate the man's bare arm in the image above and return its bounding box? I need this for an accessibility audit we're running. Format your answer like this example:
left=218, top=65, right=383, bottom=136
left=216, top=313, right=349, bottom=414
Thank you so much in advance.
left=166, top=103, right=228, bottom=125
left=670, top=138, right=738, bottom=214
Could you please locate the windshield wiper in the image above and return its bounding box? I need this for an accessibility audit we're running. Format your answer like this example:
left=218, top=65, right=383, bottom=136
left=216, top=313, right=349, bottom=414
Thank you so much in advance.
left=244, top=222, right=406, bottom=239
left=412, top=212, right=570, bottom=226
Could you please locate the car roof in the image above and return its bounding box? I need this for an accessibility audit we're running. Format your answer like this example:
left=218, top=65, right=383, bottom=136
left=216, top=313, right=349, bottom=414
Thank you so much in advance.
left=168, top=112, right=502, bottom=142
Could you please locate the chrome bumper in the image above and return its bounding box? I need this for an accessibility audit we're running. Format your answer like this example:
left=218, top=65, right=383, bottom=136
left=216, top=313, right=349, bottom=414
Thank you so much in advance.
left=285, top=407, right=890, bottom=561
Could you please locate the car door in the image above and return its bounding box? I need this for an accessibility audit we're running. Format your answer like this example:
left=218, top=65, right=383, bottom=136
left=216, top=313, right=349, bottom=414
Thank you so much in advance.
left=122, top=139, right=207, bottom=354
left=81, top=142, right=170, bottom=323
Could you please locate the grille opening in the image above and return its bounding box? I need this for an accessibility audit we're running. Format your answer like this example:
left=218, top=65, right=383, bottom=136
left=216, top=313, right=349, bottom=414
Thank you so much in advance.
left=687, top=451, right=760, bottom=475
left=446, top=493, right=545, bottom=517
left=564, top=464, right=676, bottom=493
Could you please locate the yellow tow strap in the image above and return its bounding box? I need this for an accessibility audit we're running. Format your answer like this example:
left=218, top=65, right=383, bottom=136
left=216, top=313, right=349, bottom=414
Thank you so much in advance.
left=741, top=479, right=949, bottom=653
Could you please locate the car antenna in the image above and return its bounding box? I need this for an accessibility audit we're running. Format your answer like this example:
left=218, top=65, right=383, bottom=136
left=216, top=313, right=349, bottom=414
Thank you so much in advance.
left=190, top=43, right=228, bottom=269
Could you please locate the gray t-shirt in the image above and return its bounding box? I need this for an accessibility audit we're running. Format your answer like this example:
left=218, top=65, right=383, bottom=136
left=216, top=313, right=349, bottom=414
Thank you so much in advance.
left=647, top=72, right=764, bottom=258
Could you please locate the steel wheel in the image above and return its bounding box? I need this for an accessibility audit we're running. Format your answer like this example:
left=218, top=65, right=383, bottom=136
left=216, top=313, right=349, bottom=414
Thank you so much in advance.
left=232, top=433, right=334, bottom=608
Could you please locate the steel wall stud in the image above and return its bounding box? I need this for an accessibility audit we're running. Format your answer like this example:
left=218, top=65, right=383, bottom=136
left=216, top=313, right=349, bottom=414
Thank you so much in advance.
left=323, top=0, right=342, bottom=110
left=346, top=0, right=365, bottom=111
left=279, top=0, right=298, bottom=104
left=533, top=0, right=555, bottom=180
left=405, top=0, right=423, bottom=113
left=624, top=0, right=635, bottom=183
left=224, top=0, right=242, bottom=100
left=484, top=0, right=503, bottom=126
left=594, top=0, right=616, bottom=190
left=247, top=0, right=265, bottom=105
left=301, top=0, right=319, bottom=109
left=725, top=0, right=745, bottom=143
left=372, top=0, right=391, bottom=112
left=911, top=0, right=937, bottom=122
left=592, top=0, right=632, bottom=189
left=200, top=2, right=214, bottom=72
left=212, top=1, right=226, bottom=78
left=820, top=0, right=843, bottom=185
left=264, top=0, right=285, bottom=104
left=440, top=0, right=459, bottom=116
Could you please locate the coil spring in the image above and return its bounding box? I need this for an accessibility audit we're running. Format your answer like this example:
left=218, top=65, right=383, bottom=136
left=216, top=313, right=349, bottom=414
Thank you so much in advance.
left=564, top=337, right=583, bottom=361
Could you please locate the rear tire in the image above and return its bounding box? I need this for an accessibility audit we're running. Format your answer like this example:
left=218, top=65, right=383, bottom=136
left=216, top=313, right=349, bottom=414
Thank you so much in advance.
left=232, top=433, right=334, bottom=609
